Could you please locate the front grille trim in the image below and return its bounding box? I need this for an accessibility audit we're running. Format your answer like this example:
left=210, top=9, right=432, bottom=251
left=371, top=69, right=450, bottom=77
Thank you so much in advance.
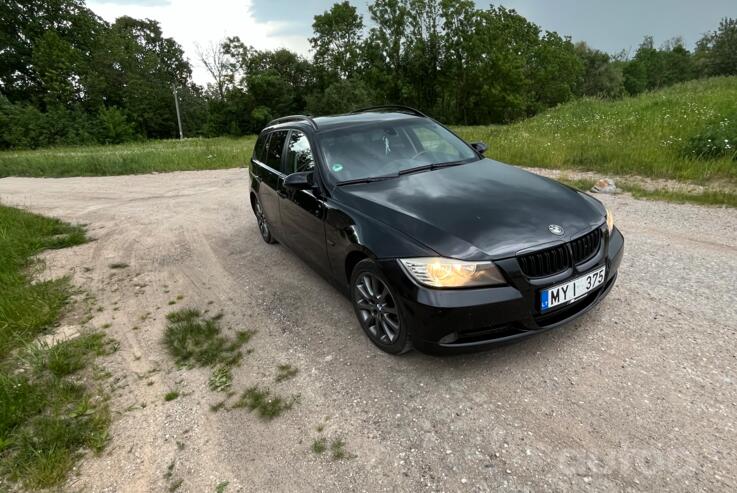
left=571, top=228, right=601, bottom=265
left=518, top=243, right=570, bottom=278
left=517, top=226, right=603, bottom=278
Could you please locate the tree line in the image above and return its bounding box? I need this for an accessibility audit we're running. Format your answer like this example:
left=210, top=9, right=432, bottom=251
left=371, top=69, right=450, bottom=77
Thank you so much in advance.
left=1, top=0, right=736, bottom=149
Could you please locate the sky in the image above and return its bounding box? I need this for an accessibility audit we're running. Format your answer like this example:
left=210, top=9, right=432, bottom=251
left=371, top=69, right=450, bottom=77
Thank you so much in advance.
left=87, top=0, right=737, bottom=85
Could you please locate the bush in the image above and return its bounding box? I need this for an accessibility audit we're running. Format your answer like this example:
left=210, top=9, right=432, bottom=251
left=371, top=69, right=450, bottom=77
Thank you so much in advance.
left=0, top=100, right=98, bottom=149
left=0, top=100, right=139, bottom=149
left=96, top=106, right=136, bottom=145
left=683, top=114, right=737, bottom=160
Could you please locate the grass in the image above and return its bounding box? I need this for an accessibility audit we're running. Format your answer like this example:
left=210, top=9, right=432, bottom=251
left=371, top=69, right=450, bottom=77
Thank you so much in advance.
left=26, top=332, right=115, bottom=378
left=162, top=308, right=252, bottom=368
left=0, top=136, right=256, bottom=178
left=232, top=385, right=298, bottom=420
left=311, top=436, right=352, bottom=460
left=0, top=205, right=86, bottom=358
left=0, top=205, right=112, bottom=490
left=164, top=391, right=180, bottom=402
left=330, top=438, right=350, bottom=460
left=108, top=262, right=128, bottom=269
left=311, top=437, right=327, bottom=454
left=454, top=77, right=737, bottom=185
left=275, top=364, right=298, bottom=383
left=624, top=184, right=737, bottom=207
left=208, top=366, right=233, bottom=392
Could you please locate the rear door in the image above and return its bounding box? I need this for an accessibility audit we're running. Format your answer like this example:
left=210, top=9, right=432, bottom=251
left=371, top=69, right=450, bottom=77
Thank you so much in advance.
left=278, top=130, right=329, bottom=273
left=253, top=130, right=288, bottom=238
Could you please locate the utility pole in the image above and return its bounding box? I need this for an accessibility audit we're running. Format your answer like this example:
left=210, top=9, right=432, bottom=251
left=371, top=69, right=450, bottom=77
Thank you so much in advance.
left=172, top=84, right=184, bottom=140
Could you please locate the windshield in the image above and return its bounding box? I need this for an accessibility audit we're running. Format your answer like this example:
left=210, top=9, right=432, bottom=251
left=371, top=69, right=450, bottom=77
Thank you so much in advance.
left=319, top=119, right=479, bottom=183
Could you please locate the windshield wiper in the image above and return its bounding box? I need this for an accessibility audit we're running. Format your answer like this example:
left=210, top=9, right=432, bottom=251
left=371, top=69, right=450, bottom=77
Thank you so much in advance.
left=336, top=174, right=398, bottom=186
left=398, top=159, right=470, bottom=176
left=336, top=159, right=473, bottom=186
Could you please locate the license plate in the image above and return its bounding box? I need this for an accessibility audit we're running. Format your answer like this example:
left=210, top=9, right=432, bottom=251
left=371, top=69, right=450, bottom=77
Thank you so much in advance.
left=540, top=266, right=606, bottom=311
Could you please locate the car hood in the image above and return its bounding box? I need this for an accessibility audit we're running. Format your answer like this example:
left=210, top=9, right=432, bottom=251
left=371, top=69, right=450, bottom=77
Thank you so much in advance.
left=333, top=159, right=606, bottom=260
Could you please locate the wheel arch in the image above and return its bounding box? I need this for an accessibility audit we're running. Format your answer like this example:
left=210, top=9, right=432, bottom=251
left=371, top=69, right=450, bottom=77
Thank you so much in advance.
left=344, top=248, right=374, bottom=285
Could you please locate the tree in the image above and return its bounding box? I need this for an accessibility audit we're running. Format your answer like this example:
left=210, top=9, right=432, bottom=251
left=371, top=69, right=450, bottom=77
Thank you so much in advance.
left=527, top=31, right=583, bottom=111
left=0, top=0, right=105, bottom=105
left=310, top=1, right=364, bottom=81
left=438, top=0, right=477, bottom=122
left=86, top=16, right=193, bottom=138
left=695, top=17, right=737, bottom=76
left=364, top=0, right=410, bottom=103
left=575, top=42, right=625, bottom=98
left=306, top=78, right=373, bottom=115
left=197, top=41, right=232, bottom=100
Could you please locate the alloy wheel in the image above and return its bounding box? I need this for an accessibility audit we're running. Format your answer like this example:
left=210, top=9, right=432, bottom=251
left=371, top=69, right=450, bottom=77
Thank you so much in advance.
left=353, top=273, right=401, bottom=344
left=254, top=200, right=270, bottom=239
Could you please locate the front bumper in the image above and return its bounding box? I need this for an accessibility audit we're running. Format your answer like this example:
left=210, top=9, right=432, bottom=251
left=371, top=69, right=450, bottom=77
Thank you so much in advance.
left=379, top=226, right=624, bottom=355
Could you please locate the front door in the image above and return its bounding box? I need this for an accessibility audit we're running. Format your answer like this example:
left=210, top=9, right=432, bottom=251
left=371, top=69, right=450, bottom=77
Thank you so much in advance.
left=278, top=130, right=329, bottom=273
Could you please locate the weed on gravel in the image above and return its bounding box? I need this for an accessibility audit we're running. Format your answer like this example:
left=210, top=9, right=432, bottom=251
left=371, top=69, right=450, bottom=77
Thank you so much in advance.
left=208, top=366, right=233, bottom=392
left=162, top=309, right=252, bottom=368
left=311, top=436, right=353, bottom=460
left=232, top=385, right=299, bottom=420
left=275, top=364, right=298, bottom=383
left=164, top=391, right=180, bottom=402
left=108, top=262, right=128, bottom=269
left=330, top=438, right=351, bottom=460
left=311, top=437, right=327, bottom=454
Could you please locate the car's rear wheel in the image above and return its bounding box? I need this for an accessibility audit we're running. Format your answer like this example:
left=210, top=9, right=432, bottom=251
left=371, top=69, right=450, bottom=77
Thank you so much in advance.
left=253, top=197, right=276, bottom=244
left=350, top=259, right=412, bottom=355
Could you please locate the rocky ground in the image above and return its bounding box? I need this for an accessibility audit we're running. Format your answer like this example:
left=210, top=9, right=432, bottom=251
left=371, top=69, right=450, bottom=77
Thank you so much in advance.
left=0, top=168, right=735, bottom=492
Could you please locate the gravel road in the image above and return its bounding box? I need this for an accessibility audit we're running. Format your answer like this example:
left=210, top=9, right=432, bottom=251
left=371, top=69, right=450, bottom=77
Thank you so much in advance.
left=1, top=168, right=736, bottom=492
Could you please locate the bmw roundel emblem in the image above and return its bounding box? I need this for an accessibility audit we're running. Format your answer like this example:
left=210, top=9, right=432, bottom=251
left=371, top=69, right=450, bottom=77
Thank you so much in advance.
left=548, top=224, right=564, bottom=236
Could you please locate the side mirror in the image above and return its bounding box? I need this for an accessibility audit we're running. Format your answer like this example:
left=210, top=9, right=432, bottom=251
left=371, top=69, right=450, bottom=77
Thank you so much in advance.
left=470, top=141, right=488, bottom=155
left=283, top=171, right=313, bottom=190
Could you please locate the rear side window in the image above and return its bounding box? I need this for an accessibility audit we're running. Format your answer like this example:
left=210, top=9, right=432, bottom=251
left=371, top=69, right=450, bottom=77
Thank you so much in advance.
left=253, top=134, right=268, bottom=163
left=285, top=131, right=315, bottom=174
left=265, top=130, right=288, bottom=172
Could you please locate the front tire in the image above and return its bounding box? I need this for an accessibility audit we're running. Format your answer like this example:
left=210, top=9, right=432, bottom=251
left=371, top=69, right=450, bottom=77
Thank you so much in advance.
left=350, top=259, right=412, bottom=355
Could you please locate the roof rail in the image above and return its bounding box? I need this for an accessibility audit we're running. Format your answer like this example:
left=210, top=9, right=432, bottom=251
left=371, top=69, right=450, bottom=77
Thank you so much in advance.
left=267, top=114, right=319, bottom=130
left=350, top=105, right=428, bottom=118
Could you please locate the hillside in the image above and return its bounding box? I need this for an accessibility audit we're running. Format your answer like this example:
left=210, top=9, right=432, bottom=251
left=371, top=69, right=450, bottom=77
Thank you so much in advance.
left=456, top=77, right=737, bottom=184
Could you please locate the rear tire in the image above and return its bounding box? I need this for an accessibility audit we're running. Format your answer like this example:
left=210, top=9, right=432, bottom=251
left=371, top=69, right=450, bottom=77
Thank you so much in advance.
left=252, top=196, right=276, bottom=244
left=350, top=259, right=413, bottom=355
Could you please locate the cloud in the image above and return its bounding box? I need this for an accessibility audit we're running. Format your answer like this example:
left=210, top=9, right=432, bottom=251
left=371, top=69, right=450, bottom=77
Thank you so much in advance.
left=87, top=0, right=311, bottom=85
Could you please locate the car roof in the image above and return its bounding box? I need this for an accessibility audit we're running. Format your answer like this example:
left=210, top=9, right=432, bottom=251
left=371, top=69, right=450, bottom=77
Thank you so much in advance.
left=263, top=111, right=425, bottom=133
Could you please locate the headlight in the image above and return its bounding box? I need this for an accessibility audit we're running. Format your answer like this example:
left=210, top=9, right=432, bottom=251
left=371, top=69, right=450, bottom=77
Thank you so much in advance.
left=606, top=207, right=614, bottom=234
left=399, top=257, right=506, bottom=288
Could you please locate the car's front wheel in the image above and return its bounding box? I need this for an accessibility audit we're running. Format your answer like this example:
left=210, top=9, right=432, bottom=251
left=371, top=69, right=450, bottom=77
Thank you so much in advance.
left=350, top=259, right=412, bottom=355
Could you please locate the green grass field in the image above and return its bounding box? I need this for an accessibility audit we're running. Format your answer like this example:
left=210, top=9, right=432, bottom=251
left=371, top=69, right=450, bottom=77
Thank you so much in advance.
left=456, top=77, right=737, bottom=184
left=0, top=205, right=111, bottom=489
left=0, top=136, right=256, bottom=178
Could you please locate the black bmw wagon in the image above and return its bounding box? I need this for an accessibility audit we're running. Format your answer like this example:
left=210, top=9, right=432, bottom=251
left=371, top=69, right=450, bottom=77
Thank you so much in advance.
left=249, top=106, right=624, bottom=355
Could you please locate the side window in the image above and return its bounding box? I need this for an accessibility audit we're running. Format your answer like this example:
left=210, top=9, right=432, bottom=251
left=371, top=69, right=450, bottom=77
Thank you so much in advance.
left=285, top=131, right=315, bottom=174
left=265, top=130, right=288, bottom=172
left=253, top=133, right=268, bottom=163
